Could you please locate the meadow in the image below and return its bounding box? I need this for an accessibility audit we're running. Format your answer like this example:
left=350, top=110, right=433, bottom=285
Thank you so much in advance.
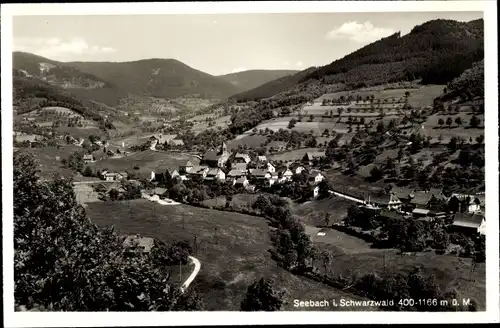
left=16, top=145, right=82, bottom=179
left=85, top=200, right=373, bottom=311
left=88, top=150, right=193, bottom=176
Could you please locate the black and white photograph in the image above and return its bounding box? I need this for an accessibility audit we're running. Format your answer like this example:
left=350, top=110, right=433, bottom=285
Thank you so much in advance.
left=2, top=1, right=498, bottom=326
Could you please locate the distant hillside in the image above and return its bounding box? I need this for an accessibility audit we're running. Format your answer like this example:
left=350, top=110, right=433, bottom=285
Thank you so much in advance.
left=66, top=59, right=240, bottom=100
left=230, top=67, right=317, bottom=102
left=218, top=69, right=298, bottom=94
left=233, top=18, right=484, bottom=101
left=13, top=52, right=128, bottom=107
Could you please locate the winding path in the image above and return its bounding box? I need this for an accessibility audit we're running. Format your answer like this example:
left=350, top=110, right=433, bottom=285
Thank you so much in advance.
left=180, top=256, right=201, bottom=293
left=328, top=189, right=366, bottom=204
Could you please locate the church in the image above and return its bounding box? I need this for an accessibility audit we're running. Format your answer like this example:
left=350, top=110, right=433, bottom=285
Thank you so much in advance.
left=200, top=142, right=230, bottom=168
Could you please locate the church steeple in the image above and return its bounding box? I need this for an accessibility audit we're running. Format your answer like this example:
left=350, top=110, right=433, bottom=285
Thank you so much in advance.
left=218, top=141, right=228, bottom=155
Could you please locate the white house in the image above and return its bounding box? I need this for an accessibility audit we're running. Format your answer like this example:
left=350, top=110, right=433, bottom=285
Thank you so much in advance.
left=277, top=168, right=293, bottom=183
left=171, top=169, right=181, bottom=179
left=267, top=162, right=276, bottom=174
left=186, top=166, right=209, bottom=180
left=102, top=171, right=125, bottom=182
left=289, top=163, right=306, bottom=175
left=204, top=168, right=226, bottom=182
left=313, top=186, right=320, bottom=198
left=234, top=153, right=251, bottom=164
left=234, top=176, right=249, bottom=188
left=83, top=154, right=95, bottom=164
left=309, top=171, right=325, bottom=184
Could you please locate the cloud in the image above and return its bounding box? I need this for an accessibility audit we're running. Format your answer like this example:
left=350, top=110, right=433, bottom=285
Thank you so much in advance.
left=295, top=61, right=303, bottom=67
left=14, top=37, right=116, bottom=60
left=325, top=21, right=395, bottom=43
left=231, top=67, right=247, bottom=73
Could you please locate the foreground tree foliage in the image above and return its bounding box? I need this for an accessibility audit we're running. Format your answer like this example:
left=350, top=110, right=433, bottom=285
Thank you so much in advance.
left=240, top=278, right=287, bottom=311
left=14, top=152, right=202, bottom=311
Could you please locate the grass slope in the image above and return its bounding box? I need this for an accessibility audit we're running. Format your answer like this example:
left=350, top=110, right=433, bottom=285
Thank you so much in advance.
left=86, top=200, right=374, bottom=311
left=219, top=69, right=298, bottom=94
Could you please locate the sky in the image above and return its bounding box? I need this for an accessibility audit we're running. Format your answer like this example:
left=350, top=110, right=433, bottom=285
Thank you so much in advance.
left=12, top=11, right=483, bottom=76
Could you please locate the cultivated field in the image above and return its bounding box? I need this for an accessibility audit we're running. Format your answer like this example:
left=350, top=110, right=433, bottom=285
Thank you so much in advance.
left=420, top=113, right=484, bottom=143
left=269, top=148, right=323, bottom=162
left=190, top=115, right=232, bottom=135
left=315, top=85, right=445, bottom=107
left=85, top=200, right=373, bottom=311
left=227, top=135, right=268, bottom=150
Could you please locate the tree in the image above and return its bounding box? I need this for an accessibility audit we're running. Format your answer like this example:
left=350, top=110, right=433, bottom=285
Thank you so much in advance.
left=370, top=166, right=384, bottom=182
left=448, top=196, right=460, bottom=213
left=240, top=278, right=286, bottom=311
left=321, top=250, right=332, bottom=275
left=437, top=118, right=445, bottom=128
left=469, top=115, right=481, bottom=128
left=109, top=188, right=120, bottom=201
left=324, top=212, right=330, bottom=227
left=446, top=117, right=453, bottom=129
left=475, top=134, right=484, bottom=145
left=454, top=117, right=462, bottom=127
left=448, top=137, right=458, bottom=153
left=287, top=119, right=297, bottom=129
left=13, top=152, right=202, bottom=311
left=82, top=166, right=94, bottom=177
left=322, top=129, right=330, bottom=137
left=309, top=114, right=314, bottom=122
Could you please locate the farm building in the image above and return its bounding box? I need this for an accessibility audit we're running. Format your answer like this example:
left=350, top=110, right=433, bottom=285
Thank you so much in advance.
left=168, top=139, right=185, bottom=147
left=150, top=134, right=177, bottom=145
left=365, top=193, right=402, bottom=210
left=309, top=171, right=325, bottom=184
left=83, top=154, right=95, bottom=164
left=451, top=193, right=484, bottom=213
left=204, top=168, right=226, bottom=182
left=390, top=187, right=416, bottom=203
left=409, top=188, right=446, bottom=210
left=234, top=153, right=251, bottom=164
left=180, top=157, right=201, bottom=173
left=302, top=152, right=326, bottom=166
left=123, top=235, right=155, bottom=254
left=289, top=163, right=307, bottom=175
left=227, top=169, right=246, bottom=183
left=257, top=155, right=268, bottom=164
left=231, top=162, right=249, bottom=171
left=234, top=176, right=250, bottom=188
left=451, top=213, right=486, bottom=236
left=277, top=168, right=293, bottom=183
left=101, top=171, right=126, bottom=182
left=200, top=142, right=230, bottom=168
left=267, top=162, right=276, bottom=173
left=186, top=166, right=209, bottom=180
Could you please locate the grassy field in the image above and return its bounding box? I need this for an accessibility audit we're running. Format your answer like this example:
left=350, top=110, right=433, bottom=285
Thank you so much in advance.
left=85, top=200, right=373, bottom=311
left=202, top=193, right=259, bottom=211
left=227, top=135, right=268, bottom=150
left=16, top=145, right=82, bottom=179
left=325, top=170, right=389, bottom=198
left=88, top=150, right=193, bottom=176
left=269, top=148, right=322, bottom=162
left=290, top=195, right=358, bottom=227
left=324, top=250, right=486, bottom=310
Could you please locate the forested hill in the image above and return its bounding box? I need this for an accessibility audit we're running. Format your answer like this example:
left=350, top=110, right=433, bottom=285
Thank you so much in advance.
left=218, top=69, right=298, bottom=94
left=66, top=58, right=240, bottom=100
left=437, top=60, right=484, bottom=104
left=231, top=18, right=484, bottom=101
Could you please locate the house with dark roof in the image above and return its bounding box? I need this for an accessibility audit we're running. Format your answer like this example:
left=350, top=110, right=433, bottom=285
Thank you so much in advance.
left=231, top=162, right=249, bottom=171
left=277, top=167, right=293, bottom=183
left=186, top=166, right=209, bottom=180
left=204, top=168, right=226, bottom=182
left=365, top=193, right=402, bottom=210
left=409, top=189, right=446, bottom=210
left=302, top=152, right=326, bottom=166
left=234, top=153, right=251, bottom=164
left=309, top=171, right=325, bottom=185
left=391, top=187, right=416, bottom=203
left=289, top=163, right=307, bottom=175
left=180, top=157, right=201, bottom=173
left=234, top=176, right=250, bottom=188
left=227, top=169, right=245, bottom=184
left=200, top=142, right=230, bottom=168
left=451, top=213, right=485, bottom=235
left=123, top=235, right=155, bottom=254
left=451, top=193, right=484, bottom=213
